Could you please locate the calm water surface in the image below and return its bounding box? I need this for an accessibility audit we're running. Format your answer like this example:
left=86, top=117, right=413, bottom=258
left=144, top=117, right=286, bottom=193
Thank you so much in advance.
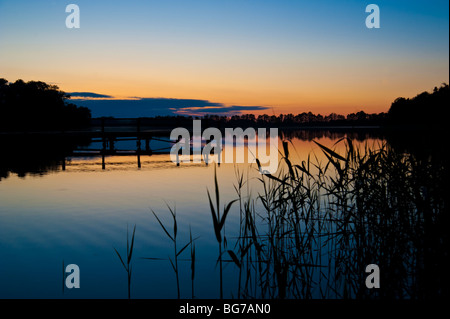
left=0, top=132, right=384, bottom=298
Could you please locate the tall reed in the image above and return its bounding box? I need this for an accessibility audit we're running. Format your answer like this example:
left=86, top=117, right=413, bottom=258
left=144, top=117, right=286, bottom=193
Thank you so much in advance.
left=126, top=136, right=446, bottom=299
left=224, top=137, right=446, bottom=299
left=113, top=224, right=136, bottom=299
left=145, top=204, right=196, bottom=299
left=207, top=165, right=237, bottom=299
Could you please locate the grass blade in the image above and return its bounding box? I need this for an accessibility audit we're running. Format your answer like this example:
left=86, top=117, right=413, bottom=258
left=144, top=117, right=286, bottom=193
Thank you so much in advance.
left=168, top=256, right=177, bottom=273
left=165, top=203, right=177, bottom=240
left=219, top=199, right=238, bottom=230
left=152, top=210, right=174, bottom=242
left=114, top=248, right=127, bottom=271
left=313, top=140, right=346, bottom=162
left=227, top=250, right=241, bottom=268
left=128, top=224, right=136, bottom=264
left=207, top=189, right=221, bottom=243
left=176, top=236, right=199, bottom=257
left=214, top=166, right=220, bottom=218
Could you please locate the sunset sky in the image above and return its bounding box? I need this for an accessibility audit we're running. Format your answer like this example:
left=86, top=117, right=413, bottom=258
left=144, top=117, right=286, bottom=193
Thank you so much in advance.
left=0, top=0, right=448, bottom=116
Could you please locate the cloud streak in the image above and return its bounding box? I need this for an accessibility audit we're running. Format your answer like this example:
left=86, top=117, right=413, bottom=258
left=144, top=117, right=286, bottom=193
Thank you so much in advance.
left=70, top=96, right=270, bottom=117
left=69, top=92, right=114, bottom=99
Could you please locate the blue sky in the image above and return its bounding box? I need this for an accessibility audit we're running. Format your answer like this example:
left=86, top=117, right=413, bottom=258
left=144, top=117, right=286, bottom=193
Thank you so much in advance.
left=0, top=0, right=448, bottom=117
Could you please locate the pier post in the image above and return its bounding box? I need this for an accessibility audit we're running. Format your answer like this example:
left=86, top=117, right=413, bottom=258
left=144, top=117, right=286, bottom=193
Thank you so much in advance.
left=101, top=118, right=105, bottom=134
left=109, top=137, right=115, bottom=152
left=137, top=138, right=142, bottom=168
left=137, top=118, right=141, bottom=135
left=205, top=138, right=211, bottom=166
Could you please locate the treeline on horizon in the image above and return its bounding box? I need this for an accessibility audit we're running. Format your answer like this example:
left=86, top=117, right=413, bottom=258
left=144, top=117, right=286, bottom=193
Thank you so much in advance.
left=0, top=77, right=448, bottom=131
left=95, top=83, right=449, bottom=130
left=142, top=110, right=387, bottom=128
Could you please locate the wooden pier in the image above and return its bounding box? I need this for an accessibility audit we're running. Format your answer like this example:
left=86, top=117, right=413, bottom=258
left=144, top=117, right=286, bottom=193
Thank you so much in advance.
left=0, top=118, right=176, bottom=170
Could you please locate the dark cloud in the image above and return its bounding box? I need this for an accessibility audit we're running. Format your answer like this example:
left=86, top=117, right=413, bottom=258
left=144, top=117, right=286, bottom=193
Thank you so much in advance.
left=69, top=92, right=113, bottom=98
left=71, top=96, right=270, bottom=117
left=175, top=105, right=269, bottom=116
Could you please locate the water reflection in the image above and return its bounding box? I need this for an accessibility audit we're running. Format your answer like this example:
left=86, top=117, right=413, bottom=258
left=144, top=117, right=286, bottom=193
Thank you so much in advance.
left=0, top=129, right=446, bottom=299
left=0, top=129, right=386, bottom=179
left=0, top=136, right=88, bottom=180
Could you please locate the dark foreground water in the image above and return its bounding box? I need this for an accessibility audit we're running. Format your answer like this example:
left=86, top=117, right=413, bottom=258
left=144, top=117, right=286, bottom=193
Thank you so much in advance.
left=0, top=129, right=446, bottom=299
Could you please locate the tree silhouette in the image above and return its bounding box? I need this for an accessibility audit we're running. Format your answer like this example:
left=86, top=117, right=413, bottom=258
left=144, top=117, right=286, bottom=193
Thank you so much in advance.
left=387, top=83, right=448, bottom=128
left=0, top=78, right=91, bottom=131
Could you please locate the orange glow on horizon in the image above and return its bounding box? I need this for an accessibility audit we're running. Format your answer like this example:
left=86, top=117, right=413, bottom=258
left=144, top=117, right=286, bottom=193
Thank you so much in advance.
left=2, top=51, right=447, bottom=116
left=1, top=0, right=448, bottom=118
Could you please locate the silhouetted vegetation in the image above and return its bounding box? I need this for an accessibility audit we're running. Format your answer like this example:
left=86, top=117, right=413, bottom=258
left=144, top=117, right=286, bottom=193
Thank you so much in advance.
left=124, top=140, right=447, bottom=299
left=96, top=111, right=387, bottom=130
left=387, top=83, right=449, bottom=129
left=204, top=111, right=387, bottom=128
left=241, top=140, right=448, bottom=299
left=383, top=83, right=448, bottom=162
left=0, top=78, right=91, bottom=131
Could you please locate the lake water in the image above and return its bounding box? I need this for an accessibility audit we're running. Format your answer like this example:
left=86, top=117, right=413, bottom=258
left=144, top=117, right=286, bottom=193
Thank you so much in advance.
left=0, top=129, right=436, bottom=299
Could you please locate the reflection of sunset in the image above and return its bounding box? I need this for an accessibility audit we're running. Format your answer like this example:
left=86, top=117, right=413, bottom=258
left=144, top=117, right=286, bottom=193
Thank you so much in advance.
left=1, top=134, right=386, bottom=226
left=60, top=134, right=385, bottom=174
